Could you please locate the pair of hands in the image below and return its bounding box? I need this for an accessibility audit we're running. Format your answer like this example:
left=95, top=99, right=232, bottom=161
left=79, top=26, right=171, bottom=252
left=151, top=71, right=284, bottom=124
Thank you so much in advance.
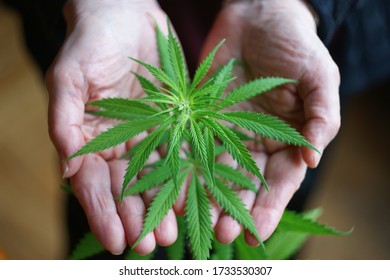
left=46, top=0, right=340, bottom=255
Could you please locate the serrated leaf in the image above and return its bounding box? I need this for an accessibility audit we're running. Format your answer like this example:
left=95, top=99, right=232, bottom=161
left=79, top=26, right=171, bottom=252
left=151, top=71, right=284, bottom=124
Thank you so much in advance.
left=132, top=168, right=190, bottom=249
left=121, top=121, right=172, bottom=199
left=215, top=144, right=226, bottom=156
left=132, top=72, right=178, bottom=105
left=278, top=210, right=352, bottom=236
left=211, top=239, right=234, bottom=260
left=191, top=86, right=232, bottom=111
left=214, top=163, right=257, bottom=192
left=166, top=115, right=188, bottom=188
left=204, top=127, right=215, bottom=182
left=165, top=215, right=186, bottom=260
left=210, top=59, right=235, bottom=99
left=231, top=128, right=260, bottom=142
left=67, top=117, right=163, bottom=160
left=132, top=72, right=169, bottom=110
left=155, top=23, right=176, bottom=83
left=186, top=173, right=213, bottom=260
left=89, top=97, right=159, bottom=116
left=219, top=77, right=295, bottom=109
left=129, top=57, right=179, bottom=93
left=221, top=111, right=317, bottom=151
left=263, top=209, right=323, bottom=260
left=233, top=208, right=348, bottom=260
left=234, top=233, right=267, bottom=260
left=122, top=164, right=171, bottom=197
left=199, top=116, right=268, bottom=191
left=86, top=109, right=144, bottom=121
left=189, top=118, right=211, bottom=181
left=135, top=97, right=176, bottom=105
left=120, top=130, right=168, bottom=159
left=69, top=232, right=105, bottom=260
left=132, top=72, right=162, bottom=96
left=206, top=177, right=263, bottom=247
left=191, top=39, right=225, bottom=90
left=167, top=23, right=187, bottom=95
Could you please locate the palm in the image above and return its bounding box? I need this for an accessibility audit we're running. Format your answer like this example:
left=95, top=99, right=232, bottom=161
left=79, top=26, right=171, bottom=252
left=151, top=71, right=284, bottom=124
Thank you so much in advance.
left=47, top=4, right=178, bottom=255
left=67, top=17, right=161, bottom=157
left=200, top=1, right=340, bottom=245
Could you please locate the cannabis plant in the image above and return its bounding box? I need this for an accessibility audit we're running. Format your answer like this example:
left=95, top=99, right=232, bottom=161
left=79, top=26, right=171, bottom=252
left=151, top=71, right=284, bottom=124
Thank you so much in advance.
left=70, top=208, right=350, bottom=260
left=67, top=21, right=343, bottom=260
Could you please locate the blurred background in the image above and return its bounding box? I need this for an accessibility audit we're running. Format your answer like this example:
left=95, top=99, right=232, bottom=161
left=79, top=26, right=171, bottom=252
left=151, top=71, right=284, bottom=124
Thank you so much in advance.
left=0, top=2, right=389, bottom=259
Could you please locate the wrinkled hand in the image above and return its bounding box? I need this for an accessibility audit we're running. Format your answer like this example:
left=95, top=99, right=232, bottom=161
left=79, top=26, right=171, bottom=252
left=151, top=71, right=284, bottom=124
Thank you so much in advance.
left=46, top=0, right=177, bottom=255
left=199, top=0, right=340, bottom=245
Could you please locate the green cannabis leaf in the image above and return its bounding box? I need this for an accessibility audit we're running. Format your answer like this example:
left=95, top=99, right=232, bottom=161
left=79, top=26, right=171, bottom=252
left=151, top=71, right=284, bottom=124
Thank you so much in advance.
left=67, top=19, right=318, bottom=260
left=71, top=208, right=351, bottom=260
left=234, top=208, right=352, bottom=260
left=69, top=232, right=105, bottom=260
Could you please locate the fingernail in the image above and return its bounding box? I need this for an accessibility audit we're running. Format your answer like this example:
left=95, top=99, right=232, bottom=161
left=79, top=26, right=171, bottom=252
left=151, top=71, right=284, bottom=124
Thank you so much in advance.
left=111, top=250, right=124, bottom=256
left=312, top=150, right=321, bottom=167
left=62, top=162, right=69, bottom=179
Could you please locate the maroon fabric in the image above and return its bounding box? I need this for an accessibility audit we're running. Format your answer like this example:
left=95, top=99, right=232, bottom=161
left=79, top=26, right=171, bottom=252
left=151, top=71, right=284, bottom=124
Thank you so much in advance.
left=158, top=0, right=223, bottom=76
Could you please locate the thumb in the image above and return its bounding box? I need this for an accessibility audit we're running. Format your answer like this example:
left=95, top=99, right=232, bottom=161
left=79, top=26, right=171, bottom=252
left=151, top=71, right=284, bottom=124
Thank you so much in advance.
left=46, top=63, right=86, bottom=178
left=198, top=5, right=247, bottom=90
left=300, top=61, right=341, bottom=168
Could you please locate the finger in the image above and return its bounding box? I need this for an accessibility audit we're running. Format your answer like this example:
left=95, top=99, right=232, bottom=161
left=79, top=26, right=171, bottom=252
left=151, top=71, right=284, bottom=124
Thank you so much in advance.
left=245, top=147, right=306, bottom=246
left=154, top=209, right=178, bottom=246
left=141, top=150, right=178, bottom=247
left=46, top=63, right=86, bottom=178
left=198, top=3, right=243, bottom=67
left=300, top=58, right=341, bottom=168
left=70, top=154, right=126, bottom=255
left=214, top=151, right=266, bottom=244
left=109, top=160, right=156, bottom=255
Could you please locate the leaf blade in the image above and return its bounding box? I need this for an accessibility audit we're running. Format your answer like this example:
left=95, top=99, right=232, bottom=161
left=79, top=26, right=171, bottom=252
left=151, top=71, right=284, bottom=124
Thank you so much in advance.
left=121, top=120, right=172, bottom=199
left=210, top=58, right=235, bottom=99
left=199, top=116, right=268, bottom=191
left=129, top=57, right=179, bottom=93
left=122, top=164, right=171, bottom=197
left=89, top=97, right=160, bottom=116
left=67, top=117, right=163, bottom=160
left=155, top=23, right=176, bottom=83
left=69, top=232, right=105, bottom=260
left=167, top=23, right=187, bottom=95
left=214, top=163, right=257, bottom=193
left=132, top=168, right=190, bottom=249
left=222, top=111, right=318, bottom=151
left=189, top=118, right=211, bottom=181
left=191, top=39, right=225, bottom=89
left=263, top=209, right=323, bottom=260
left=207, top=176, right=263, bottom=247
left=278, top=210, right=352, bottom=236
left=185, top=173, right=213, bottom=260
left=219, top=77, right=295, bottom=109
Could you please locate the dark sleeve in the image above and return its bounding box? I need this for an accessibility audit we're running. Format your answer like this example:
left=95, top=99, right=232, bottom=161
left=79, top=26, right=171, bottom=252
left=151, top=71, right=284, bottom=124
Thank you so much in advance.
left=307, top=0, right=364, bottom=45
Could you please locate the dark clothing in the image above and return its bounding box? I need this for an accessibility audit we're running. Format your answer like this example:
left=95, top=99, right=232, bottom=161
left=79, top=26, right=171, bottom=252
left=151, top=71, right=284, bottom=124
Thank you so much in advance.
left=309, top=0, right=390, bottom=95
left=3, top=0, right=390, bottom=258
left=4, top=0, right=389, bottom=96
left=3, top=0, right=65, bottom=74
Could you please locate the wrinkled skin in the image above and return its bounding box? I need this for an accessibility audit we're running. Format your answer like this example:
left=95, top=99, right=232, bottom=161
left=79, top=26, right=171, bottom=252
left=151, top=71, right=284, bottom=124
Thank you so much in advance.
left=198, top=0, right=340, bottom=245
left=46, top=0, right=340, bottom=256
left=46, top=0, right=178, bottom=255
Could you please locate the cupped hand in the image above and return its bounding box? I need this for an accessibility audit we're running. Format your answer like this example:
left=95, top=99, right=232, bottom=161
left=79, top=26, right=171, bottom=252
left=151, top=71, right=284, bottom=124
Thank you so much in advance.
left=198, top=0, right=340, bottom=245
left=46, top=0, right=177, bottom=255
